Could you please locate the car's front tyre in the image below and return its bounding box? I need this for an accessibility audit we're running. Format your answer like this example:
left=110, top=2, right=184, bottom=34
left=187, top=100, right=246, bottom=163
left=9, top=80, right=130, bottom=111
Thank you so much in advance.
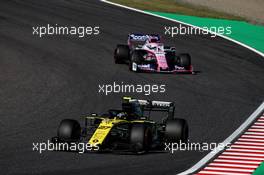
left=129, top=50, right=143, bottom=72
left=175, top=53, right=191, bottom=69
left=114, top=44, right=130, bottom=64
left=57, top=119, right=81, bottom=143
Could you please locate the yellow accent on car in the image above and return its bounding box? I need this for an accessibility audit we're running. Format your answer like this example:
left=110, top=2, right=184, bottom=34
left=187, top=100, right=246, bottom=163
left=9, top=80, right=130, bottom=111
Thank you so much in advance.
left=88, top=118, right=125, bottom=147
left=123, top=96, right=132, bottom=100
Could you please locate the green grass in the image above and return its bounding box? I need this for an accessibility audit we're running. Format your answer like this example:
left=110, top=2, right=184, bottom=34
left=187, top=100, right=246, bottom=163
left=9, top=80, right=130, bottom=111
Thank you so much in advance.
left=253, top=162, right=264, bottom=175
left=109, top=0, right=246, bottom=21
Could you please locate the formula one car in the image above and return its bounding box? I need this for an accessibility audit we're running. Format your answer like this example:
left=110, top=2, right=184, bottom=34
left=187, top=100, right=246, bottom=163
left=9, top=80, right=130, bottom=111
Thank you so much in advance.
left=114, top=34, right=194, bottom=74
left=52, top=97, right=188, bottom=154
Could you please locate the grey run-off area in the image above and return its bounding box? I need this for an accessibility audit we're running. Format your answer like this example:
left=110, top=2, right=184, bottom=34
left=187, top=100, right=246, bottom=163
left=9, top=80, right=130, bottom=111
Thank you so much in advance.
left=176, top=0, right=264, bottom=24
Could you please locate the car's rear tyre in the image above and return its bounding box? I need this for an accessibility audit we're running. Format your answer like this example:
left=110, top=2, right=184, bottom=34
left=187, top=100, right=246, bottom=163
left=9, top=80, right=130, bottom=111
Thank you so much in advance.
left=114, top=45, right=130, bottom=64
left=165, top=119, right=188, bottom=143
left=129, top=50, right=143, bottom=72
left=175, top=53, right=191, bottom=68
left=57, top=119, right=81, bottom=142
left=130, top=123, right=152, bottom=153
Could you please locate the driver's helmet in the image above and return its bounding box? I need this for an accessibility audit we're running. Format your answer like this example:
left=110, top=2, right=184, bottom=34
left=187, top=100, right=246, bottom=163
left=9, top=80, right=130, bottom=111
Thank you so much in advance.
left=144, top=42, right=164, bottom=53
left=122, top=100, right=143, bottom=117
left=116, top=112, right=126, bottom=118
left=144, top=43, right=157, bottom=51
left=147, top=36, right=159, bottom=43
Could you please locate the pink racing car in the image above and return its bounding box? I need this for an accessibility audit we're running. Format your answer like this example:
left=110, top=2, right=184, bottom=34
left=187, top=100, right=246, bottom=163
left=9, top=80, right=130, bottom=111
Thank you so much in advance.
left=114, top=34, right=194, bottom=74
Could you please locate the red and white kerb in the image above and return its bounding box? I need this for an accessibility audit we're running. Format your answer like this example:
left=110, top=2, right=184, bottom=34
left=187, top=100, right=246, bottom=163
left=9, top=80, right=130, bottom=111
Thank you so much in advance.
left=196, top=113, right=264, bottom=175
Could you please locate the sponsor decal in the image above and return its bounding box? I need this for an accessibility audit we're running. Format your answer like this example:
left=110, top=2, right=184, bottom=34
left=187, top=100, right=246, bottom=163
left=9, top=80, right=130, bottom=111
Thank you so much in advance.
left=132, top=62, right=138, bottom=71
left=175, top=65, right=185, bottom=70
left=130, top=34, right=148, bottom=41
left=138, top=64, right=151, bottom=69
left=98, top=126, right=111, bottom=130
left=152, top=101, right=171, bottom=107
left=130, top=34, right=159, bottom=41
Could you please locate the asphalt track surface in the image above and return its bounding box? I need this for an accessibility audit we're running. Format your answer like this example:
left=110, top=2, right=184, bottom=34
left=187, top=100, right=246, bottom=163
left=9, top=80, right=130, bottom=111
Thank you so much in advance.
left=0, top=0, right=263, bottom=175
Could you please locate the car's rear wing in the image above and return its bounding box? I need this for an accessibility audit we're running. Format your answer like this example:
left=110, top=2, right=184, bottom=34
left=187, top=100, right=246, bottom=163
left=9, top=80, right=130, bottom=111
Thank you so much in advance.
left=123, top=97, right=175, bottom=119
left=128, top=33, right=161, bottom=42
left=138, top=99, right=173, bottom=108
